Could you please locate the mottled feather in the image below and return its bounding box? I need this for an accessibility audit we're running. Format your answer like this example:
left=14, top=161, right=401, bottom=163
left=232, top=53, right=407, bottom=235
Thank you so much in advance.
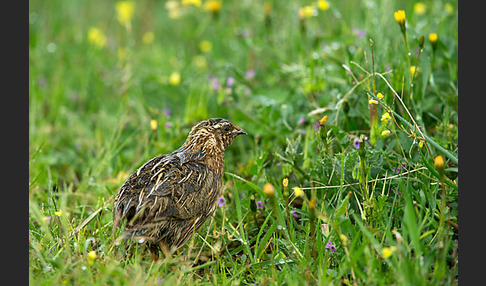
left=114, top=118, right=246, bottom=258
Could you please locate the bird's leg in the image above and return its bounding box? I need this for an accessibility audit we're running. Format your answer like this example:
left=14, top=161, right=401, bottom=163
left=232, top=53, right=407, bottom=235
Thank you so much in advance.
left=112, top=209, right=122, bottom=233
left=160, top=242, right=171, bottom=258
left=149, top=243, right=160, bottom=262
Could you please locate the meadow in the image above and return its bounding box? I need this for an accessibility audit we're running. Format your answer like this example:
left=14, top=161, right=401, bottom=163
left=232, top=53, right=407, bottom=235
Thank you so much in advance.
left=29, top=0, right=458, bottom=285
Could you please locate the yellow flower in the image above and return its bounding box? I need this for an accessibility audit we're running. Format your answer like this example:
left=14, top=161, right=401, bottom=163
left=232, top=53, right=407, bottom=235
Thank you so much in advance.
left=142, top=31, right=155, bottom=44
left=87, top=27, right=107, bottom=48
left=318, top=0, right=330, bottom=11
left=115, top=1, right=135, bottom=26
left=299, top=6, right=316, bottom=19
left=199, top=40, right=212, bottom=53
left=193, top=55, right=207, bottom=69
left=293, top=187, right=304, bottom=198
left=413, top=3, right=426, bottom=15
left=339, top=234, right=348, bottom=246
left=434, top=155, right=445, bottom=171
left=264, top=3, right=272, bottom=16
left=444, top=3, right=453, bottom=15
left=110, top=170, right=129, bottom=184
left=377, top=93, right=384, bottom=100
left=166, top=1, right=182, bottom=19
left=150, top=119, right=158, bottom=131
left=381, top=246, right=396, bottom=258
left=182, top=0, right=201, bottom=7
left=54, top=210, right=63, bottom=217
left=429, top=33, right=438, bottom=50
left=369, top=99, right=378, bottom=105
left=409, top=66, right=420, bottom=77
left=418, top=140, right=424, bottom=148
left=394, top=10, right=406, bottom=25
left=169, top=72, right=181, bottom=86
left=308, top=198, right=316, bottom=210
left=204, top=0, right=222, bottom=12
left=381, top=130, right=391, bottom=136
left=87, top=251, right=97, bottom=265
left=263, top=183, right=275, bottom=197
left=393, top=9, right=406, bottom=33
left=282, top=178, right=289, bottom=188
left=117, top=47, right=127, bottom=60
left=381, top=112, right=391, bottom=123
left=319, top=115, right=328, bottom=126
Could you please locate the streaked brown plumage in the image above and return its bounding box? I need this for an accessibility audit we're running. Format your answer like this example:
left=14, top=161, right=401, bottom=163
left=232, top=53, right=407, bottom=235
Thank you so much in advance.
left=113, top=118, right=246, bottom=259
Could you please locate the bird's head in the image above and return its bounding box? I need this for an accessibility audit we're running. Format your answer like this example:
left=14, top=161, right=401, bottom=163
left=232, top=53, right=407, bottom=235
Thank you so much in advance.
left=184, top=118, right=247, bottom=152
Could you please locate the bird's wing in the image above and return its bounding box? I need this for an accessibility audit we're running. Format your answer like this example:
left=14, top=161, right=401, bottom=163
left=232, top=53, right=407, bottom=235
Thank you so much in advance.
left=114, top=155, right=165, bottom=221
left=114, top=152, right=221, bottom=226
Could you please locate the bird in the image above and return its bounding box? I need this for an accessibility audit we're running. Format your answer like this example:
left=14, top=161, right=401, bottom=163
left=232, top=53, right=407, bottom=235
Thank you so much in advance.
left=113, top=118, right=247, bottom=260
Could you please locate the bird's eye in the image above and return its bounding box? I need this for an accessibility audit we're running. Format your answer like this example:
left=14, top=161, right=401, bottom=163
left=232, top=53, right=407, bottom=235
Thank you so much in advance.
left=222, top=125, right=231, bottom=132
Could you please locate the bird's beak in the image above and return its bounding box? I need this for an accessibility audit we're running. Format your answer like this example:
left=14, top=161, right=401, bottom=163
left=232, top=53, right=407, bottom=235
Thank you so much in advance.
left=235, top=129, right=247, bottom=136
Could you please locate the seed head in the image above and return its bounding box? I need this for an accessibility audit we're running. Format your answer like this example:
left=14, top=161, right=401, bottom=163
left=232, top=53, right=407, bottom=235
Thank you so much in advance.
left=418, top=35, right=425, bottom=50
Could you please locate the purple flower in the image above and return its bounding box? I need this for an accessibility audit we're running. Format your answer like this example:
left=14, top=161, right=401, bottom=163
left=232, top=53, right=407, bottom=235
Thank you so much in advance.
left=353, top=138, right=360, bottom=150
left=291, top=210, right=299, bottom=218
left=325, top=241, right=336, bottom=252
left=164, top=122, right=172, bottom=128
left=356, top=30, right=366, bottom=37
left=226, top=77, right=234, bottom=87
left=299, top=118, right=305, bottom=124
left=212, top=80, right=220, bottom=91
left=218, top=197, right=226, bottom=207
left=208, top=75, right=220, bottom=90
left=313, top=122, right=320, bottom=130
left=393, top=164, right=408, bottom=174
left=38, top=76, right=47, bottom=88
left=301, top=130, right=306, bottom=135
left=245, top=69, right=255, bottom=80
left=352, top=27, right=366, bottom=37
left=163, top=108, right=172, bottom=118
left=256, top=201, right=264, bottom=208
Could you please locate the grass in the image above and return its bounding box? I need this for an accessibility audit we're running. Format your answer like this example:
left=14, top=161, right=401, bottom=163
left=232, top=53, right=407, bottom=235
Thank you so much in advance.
left=29, top=0, right=458, bottom=285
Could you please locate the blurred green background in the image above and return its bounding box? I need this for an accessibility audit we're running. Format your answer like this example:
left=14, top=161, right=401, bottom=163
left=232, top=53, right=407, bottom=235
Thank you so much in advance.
left=29, top=0, right=458, bottom=284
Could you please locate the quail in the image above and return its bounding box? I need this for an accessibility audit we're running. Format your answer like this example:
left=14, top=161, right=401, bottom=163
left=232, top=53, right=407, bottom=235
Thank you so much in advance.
left=113, top=118, right=246, bottom=259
